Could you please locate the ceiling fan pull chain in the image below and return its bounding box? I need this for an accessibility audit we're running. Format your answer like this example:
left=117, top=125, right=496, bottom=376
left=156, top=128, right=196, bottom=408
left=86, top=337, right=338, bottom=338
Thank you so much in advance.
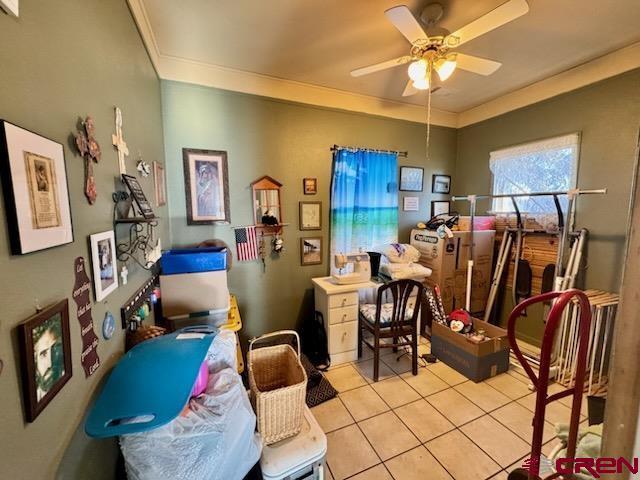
left=426, top=62, right=433, bottom=162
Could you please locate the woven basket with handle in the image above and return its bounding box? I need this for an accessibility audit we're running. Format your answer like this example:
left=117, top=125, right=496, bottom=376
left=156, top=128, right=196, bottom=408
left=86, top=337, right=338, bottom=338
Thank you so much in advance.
left=248, top=330, right=307, bottom=445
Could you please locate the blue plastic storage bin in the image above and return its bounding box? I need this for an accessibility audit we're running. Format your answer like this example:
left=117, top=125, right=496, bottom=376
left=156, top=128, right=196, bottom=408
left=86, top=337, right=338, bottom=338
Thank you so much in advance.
left=161, top=247, right=227, bottom=274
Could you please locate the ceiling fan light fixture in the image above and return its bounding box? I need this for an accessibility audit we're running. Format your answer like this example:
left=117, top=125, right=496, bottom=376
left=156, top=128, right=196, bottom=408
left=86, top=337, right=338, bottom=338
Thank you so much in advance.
left=435, top=54, right=457, bottom=81
left=407, top=59, right=428, bottom=82
left=412, top=77, right=430, bottom=90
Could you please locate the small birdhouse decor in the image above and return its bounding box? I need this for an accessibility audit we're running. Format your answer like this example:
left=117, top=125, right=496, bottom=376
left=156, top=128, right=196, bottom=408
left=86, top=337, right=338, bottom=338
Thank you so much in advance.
left=251, top=175, right=285, bottom=236
left=74, top=116, right=101, bottom=204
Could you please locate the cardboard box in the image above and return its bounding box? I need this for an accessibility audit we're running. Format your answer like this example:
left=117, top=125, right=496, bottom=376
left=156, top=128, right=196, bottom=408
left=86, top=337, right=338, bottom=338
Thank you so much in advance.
left=410, top=229, right=495, bottom=315
left=160, top=270, right=229, bottom=317
left=431, top=318, right=510, bottom=382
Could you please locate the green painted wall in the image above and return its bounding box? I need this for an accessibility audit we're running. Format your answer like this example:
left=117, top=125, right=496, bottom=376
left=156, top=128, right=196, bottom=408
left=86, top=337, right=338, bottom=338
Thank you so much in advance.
left=455, top=69, right=640, bottom=343
left=0, top=1, right=166, bottom=479
left=161, top=80, right=457, bottom=340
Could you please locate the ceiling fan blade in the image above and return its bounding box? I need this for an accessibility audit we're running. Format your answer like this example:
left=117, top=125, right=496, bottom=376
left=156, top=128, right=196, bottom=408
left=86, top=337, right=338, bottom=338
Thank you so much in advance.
left=351, top=55, right=413, bottom=77
left=402, top=80, right=419, bottom=97
left=448, top=0, right=529, bottom=46
left=384, top=5, right=429, bottom=45
left=456, top=53, right=502, bottom=75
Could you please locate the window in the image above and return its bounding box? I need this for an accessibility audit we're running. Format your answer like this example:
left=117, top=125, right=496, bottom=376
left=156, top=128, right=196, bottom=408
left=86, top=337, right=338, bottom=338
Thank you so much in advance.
left=490, top=133, right=579, bottom=214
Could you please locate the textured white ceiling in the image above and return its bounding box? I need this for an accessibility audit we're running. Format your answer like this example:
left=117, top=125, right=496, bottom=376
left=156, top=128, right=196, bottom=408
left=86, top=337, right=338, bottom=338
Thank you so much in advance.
left=141, top=0, right=640, bottom=113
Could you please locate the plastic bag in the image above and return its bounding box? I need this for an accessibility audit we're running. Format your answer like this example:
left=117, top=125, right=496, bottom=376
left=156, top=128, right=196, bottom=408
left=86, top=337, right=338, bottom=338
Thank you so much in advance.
left=119, top=330, right=261, bottom=480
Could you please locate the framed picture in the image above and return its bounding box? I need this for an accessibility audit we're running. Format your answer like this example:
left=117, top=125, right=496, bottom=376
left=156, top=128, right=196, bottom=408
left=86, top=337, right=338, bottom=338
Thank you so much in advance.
left=0, top=120, right=74, bottom=254
left=300, top=237, right=322, bottom=266
left=299, top=201, right=322, bottom=230
left=90, top=230, right=119, bottom=301
left=399, top=166, right=424, bottom=192
left=403, top=196, right=419, bottom=211
left=431, top=200, right=451, bottom=217
left=18, top=299, right=72, bottom=422
left=183, top=148, right=230, bottom=225
left=303, top=177, right=317, bottom=195
left=153, top=161, right=167, bottom=207
left=122, top=174, right=155, bottom=219
left=432, top=174, right=451, bottom=194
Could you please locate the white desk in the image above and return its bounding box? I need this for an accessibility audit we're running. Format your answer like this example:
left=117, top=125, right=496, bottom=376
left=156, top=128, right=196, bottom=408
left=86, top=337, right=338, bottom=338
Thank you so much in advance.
left=312, top=277, right=378, bottom=365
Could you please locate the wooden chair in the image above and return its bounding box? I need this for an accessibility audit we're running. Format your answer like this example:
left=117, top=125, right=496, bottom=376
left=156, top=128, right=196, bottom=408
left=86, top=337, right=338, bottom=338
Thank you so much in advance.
left=358, top=279, right=424, bottom=382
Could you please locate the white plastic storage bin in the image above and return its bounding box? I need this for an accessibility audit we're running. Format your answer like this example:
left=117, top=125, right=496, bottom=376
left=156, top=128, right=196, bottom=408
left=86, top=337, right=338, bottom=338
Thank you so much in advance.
left=160, top=270, right=230, bottom=317
left=260, top=407, right=327, bottom=480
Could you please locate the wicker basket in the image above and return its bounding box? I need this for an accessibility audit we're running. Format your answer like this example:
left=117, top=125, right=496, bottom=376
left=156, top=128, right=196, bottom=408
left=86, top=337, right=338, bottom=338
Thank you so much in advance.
left=248, top=330, right=307, bottom=445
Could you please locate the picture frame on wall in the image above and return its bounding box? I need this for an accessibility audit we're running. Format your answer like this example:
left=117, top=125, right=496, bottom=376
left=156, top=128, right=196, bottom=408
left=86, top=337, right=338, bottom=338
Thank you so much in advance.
left=431, top=200, right=451, bottom=217
left=300, top=237, right=322, bottom=266
left=18, top=299, right=72, bottom=422
left=303, top=177, right=317, bottom=195
left=432, top=174, right=451, bottom=194
left=121, top=174, right=155, bottom=219
left=183, top=148, right=230, bottom=225
left=0, top=120, right=74, bottom=255
left=399, top=166, right=424, bottom=192
left=89, top=230, right=119, bottom=302
left=403, top=196, right=419, bottom=211
left=153, top=161, right=167, bottom=207
left=299, top=201, right=322, bottom=230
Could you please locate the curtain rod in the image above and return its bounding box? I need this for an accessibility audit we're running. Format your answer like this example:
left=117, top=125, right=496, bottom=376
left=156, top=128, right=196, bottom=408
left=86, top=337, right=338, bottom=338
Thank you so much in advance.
left=451, top=188, right=607, bottom=202
left=330, top=144, right=408, bottom=158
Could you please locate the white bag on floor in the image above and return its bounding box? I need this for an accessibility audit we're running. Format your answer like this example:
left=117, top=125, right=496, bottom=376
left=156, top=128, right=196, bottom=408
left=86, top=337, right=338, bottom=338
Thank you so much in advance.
left=119, top=330, right=261, bottom=480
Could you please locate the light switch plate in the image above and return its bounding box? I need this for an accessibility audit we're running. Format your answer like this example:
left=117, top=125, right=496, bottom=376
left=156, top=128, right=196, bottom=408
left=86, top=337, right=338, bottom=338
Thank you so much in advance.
left=0, top=0, right=19, bottom=17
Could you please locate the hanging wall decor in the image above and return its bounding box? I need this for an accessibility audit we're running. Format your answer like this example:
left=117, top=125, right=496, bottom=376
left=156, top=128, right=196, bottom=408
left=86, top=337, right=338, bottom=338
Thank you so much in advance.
left=432, top=174, right=451, bottom=194
left=0, top=120, right=74, bottom=254
left=153, top=161, right=167, bottom=207
left=89, top=230, right=119, bottom=302
left=399, top=166, right=424, bottom=192
left=299, top=201, right=322, bottom=230
left=121, top=174, right=155, bottom=219
left=74, top=116, right=101, bottom=204
left=183, top=148, right=230, bottom=225
left=72, top=256, right=101, bottom=377
left=300, top=237, right=322, bottom=266
left=136, top=151, right=151, bottom=178
left=303, top=177, right=317, bottom=195
left=17, top=299, right=72, bottom=422
left=112, top=107, right=129, bottom=175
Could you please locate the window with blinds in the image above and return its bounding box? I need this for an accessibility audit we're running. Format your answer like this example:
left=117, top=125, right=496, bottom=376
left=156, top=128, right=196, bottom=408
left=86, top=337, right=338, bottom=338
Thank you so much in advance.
left=490, top=133, right=580, bottom=214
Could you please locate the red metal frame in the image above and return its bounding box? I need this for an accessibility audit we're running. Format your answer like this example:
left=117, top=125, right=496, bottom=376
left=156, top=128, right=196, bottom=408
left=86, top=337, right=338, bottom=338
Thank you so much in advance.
left=507, top=289, right=591, bottom=479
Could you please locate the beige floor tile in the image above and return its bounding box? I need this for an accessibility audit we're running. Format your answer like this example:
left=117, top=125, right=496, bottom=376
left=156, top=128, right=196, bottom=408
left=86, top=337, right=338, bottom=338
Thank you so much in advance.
left=325, top=364, right=368, bottom=392
left=454, top=381, right=511, bottom=412
left=325, top=464, right=335, bottom=480
left=485, top=373, right=532, bottom=400
left=400, top=368, right=449, bottom=397
left=427, top=429, right=501, bottom=479
left=349, top=464, right=393, bottom=480
left=356, top=345, right=375, bottom=362
left=311, top=397, right=354, bottom=433
left=371, top=376, right=420, bottom=408
left=460, top=415, right=531, bottom=468
left=385, top=446, right=453, bottom=480
left=507, top=368, right=531, bottom=385
left=340, top=385, right=390, bottom=422
left=428, top=362, right=468, bottom=386
left=491, top=402, right=556, bottom=444
left=489, top=471, right=509, bottom=480
left=380, top=350, right=415, bottom=375
left=353, top=358, right=396, bottom=383
left=517, top=392, right=581, bottom=425
left=419, top=335, right=430, bottom=345
left=394, top=399, right=455, bottom=442
left=359, top=411, right=420, bottom=461
left=326, top=425, right=380, bottom=480
left=547, top=382, right=589, bottom=418
left=425, top=388, right=484, bottom=426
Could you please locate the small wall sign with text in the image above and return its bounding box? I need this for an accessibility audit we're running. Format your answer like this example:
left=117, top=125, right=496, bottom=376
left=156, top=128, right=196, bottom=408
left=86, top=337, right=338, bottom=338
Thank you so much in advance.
left=72, top=257, right=100, bottom=377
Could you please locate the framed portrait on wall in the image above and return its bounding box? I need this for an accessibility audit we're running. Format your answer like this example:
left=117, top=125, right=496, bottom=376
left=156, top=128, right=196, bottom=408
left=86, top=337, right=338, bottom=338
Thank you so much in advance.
left=299, top=201, right=322, bottom=230
left=153, top=161, right=167, bottom=207
left=89, top=230, right=119, bottom=301
left=183, top=148, right=230, bottom=225
left=303, top=177, right=317, bottom=195
left=431, top=200, right=451, bottom=217
left=300, top=237, right=322, bottom=266
left=18, top=299, right=72, bottom=422
left=399, top=166, right=424, bottom=192
left=0, top=120, right=74, bottom=254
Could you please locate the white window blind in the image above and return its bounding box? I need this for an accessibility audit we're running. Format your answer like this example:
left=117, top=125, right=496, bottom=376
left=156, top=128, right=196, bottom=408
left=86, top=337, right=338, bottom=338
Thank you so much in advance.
left=490, top=133, right=579, bottom=214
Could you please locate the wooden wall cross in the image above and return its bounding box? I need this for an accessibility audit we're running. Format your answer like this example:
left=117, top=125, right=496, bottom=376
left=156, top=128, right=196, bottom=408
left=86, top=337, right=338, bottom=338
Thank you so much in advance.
left=112, top=107, right=129, bottom=175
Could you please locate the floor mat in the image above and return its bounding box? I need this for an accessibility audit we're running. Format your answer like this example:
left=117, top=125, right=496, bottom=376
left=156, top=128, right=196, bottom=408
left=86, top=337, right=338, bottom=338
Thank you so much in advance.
left=301, top=354, right=337, bottom=408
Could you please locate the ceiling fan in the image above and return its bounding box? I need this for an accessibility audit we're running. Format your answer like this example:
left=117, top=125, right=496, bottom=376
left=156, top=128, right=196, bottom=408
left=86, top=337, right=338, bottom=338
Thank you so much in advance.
left=351, top=0, right=530, bottom=97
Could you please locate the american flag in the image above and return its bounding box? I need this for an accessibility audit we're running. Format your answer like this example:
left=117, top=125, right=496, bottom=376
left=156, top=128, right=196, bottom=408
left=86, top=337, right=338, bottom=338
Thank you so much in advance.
left=234, top=226, right=259, bottom=261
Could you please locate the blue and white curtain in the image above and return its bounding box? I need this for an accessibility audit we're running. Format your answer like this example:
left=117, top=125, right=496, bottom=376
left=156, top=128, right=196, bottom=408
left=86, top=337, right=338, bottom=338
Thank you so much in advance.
left=330, top=148, right=398, bottom=274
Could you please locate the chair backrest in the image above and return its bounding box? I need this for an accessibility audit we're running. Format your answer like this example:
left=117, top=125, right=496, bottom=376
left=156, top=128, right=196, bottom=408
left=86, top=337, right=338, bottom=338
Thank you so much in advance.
left=375, top=279, right=424, bottom=331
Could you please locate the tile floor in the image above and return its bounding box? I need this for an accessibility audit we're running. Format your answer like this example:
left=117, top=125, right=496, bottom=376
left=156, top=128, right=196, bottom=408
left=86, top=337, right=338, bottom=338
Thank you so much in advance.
left=314, top=337, right=587, bottom=480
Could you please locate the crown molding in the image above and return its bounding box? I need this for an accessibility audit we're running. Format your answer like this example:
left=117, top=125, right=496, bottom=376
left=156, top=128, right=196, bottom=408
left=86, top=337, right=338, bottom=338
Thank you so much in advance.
left=457, top=41, right=640, bottom=127
left=128, top=0, right=640, bottom=129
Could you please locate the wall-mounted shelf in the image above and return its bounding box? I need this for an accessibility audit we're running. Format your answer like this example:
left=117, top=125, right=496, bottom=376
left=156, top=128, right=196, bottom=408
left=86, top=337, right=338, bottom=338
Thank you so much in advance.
left=113, top=191, right=159, bottom=270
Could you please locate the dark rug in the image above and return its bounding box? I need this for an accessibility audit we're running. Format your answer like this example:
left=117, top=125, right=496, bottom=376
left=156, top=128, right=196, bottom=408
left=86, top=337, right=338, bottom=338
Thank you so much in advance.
left=301, top=354, right=337, bottom=408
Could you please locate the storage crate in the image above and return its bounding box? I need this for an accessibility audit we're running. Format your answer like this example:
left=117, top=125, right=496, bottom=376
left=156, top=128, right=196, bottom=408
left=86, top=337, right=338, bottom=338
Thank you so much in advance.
left=248, top=331, right=307, bottom=445
left=161, top=247, right=227, bottom=275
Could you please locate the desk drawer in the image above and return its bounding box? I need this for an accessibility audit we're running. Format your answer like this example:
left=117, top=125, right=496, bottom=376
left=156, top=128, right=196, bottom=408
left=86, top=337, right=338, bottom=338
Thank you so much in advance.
left=329, top=321, right=358, bottom=354
left=328, top=292, right=358, bottom=309
left=328, top=305, right=358, bottom=325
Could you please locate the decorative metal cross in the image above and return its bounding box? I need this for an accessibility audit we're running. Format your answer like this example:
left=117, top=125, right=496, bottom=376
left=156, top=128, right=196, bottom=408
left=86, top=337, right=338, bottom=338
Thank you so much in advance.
left=112, top=107, right=129, bottom=175
left=74, top=116, right=101, bottom=204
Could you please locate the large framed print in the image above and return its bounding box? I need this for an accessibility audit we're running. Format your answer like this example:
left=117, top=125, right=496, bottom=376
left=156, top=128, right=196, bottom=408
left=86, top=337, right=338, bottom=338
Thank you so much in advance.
left=89, top=230, right=119, bottom=301
left=0, top=120, right=74, bottom=254
left=18, top=299, right=72, bottom=422
left=183, top=148, right=230, bottom=225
